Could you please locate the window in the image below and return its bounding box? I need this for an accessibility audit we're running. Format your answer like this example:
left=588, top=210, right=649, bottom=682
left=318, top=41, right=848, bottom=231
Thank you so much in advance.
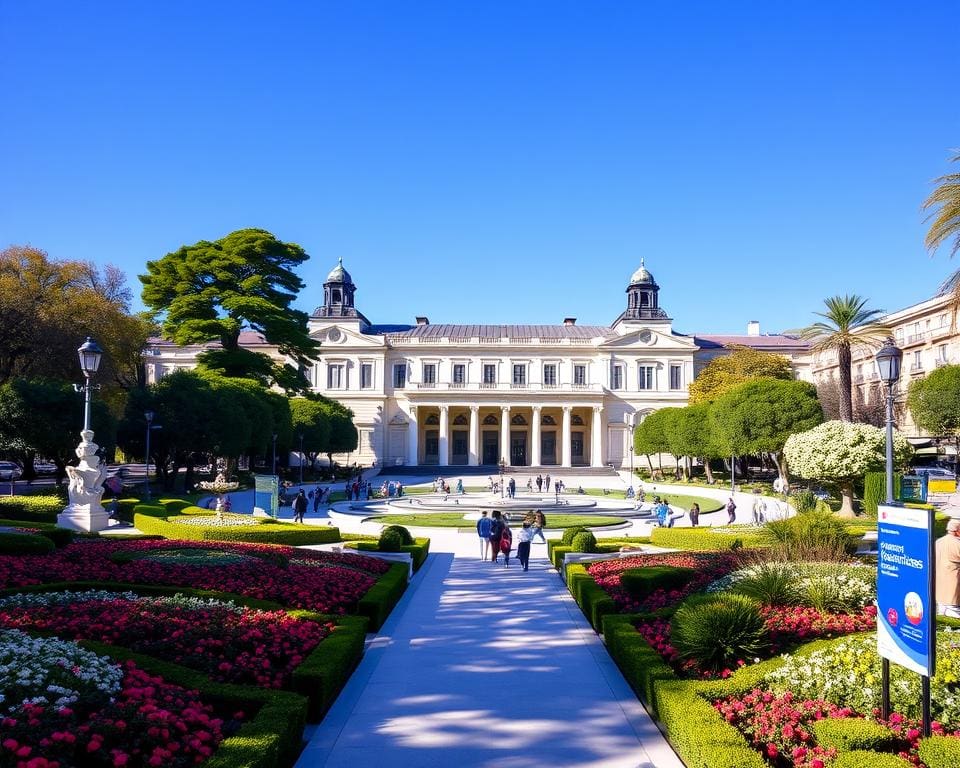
left=360, top=363, right=373, bottom=389
left=422, top=363, right=437, bottom=384
left=939, top=344, right=948, bottom=362
left=453, top=364, right=466, bottom=384
left=393, top=364, right=406, bottom=388
left=669, top=364, right=682, bottom=390
left=543, top=364, right=557, bottom=386
left=512, top=364, right=526, bottom=386
left=483, top=364, right=497, bottom=385
left=638, top=365, right=654, bottom=390
left=327, top=364, right=345, bottom=389
left=942, top=313, right=950, bottom=328
left=913, top=350, right=923, bottom=370
left=610, top=364, right=623, bottom=390
left=574, top=365, right=587, bottom=386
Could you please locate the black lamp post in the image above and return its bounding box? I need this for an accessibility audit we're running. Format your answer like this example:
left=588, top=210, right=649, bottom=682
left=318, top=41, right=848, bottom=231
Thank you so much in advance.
left=76, top=337, right=103, bottom=432
left=298, top=432, right=304, bottom=487
left=272, top=433, right=278, bottom=476
left=144, top=411, right=154, bottom=501
left=499, top=457, right=506, bottom=499
left=628, top=414, right=635, bottom=496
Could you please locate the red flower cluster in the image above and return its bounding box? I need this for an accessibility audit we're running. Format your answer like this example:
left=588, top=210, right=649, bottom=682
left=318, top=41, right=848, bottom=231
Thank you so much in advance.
left=0, top=597, right=332, bottom=689
left=588, top=552, right=740, bottom=613
left=762, top=605, right=877, bottom=647
left=0, top=540, right=390, bottom=614
left=1, top=660, right=235, bottom=768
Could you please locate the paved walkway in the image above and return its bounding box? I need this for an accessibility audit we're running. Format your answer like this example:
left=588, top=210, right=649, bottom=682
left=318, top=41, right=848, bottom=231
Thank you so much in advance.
left=296, top=532, right=684, bottom=768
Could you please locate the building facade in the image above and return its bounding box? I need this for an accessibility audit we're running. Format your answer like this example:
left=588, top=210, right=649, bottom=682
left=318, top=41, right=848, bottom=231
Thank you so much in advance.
left=146, top=259, right=810, bottom=468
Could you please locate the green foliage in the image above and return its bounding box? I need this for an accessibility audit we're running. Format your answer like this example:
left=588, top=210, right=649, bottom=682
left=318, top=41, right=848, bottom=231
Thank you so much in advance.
left=357, top=562, right=408, bottom=631
left=688, top=346, right=795, bottom=405
left=570, top=531, right=597, bottom=553
left=793, top=490, right=817, bottom=513
left=349, top=538, right=431, bottom=571
left=831, top=751, right=913, bottom=768
left=710, top=378, right=823, bottom=459
left=562, top=526, right=589, bottom=545
left=784, top=420, right=913, bottom=485
left=378, top=529, right=403, bottom=552
left=863, top=472, right=901, bottom=516
left=764, top=509, right=854, bottom=561
left=810, top=719, right=897, bottom=751
left=667, top=403, right=720, bottom=462
left=918, top=735, right=960, bottom=768
left=140, top=228, right=320, bottom=391
left=729, top=562, right=798, bottom=606
left=650, top=526, right=767, bottom=551
left=0, top=531, right=55, bottom=554
left=620, top=566, right=697, bottom=599
left=565, top=564, right=616, bottom=631
left=634, top=408, right=677, bottom=457
left=670, top=593, right=769, bottom=671
left=132, top=506, right=341, bottom=545
left=381, top=524, right=414, bottom=545
left=290, top=397, right=331, bottom=461
left=290, top=615, right=367, bottom=720
left=908, top=363, right=960, bottom=435
left=0, top=494, right=63, bottom=522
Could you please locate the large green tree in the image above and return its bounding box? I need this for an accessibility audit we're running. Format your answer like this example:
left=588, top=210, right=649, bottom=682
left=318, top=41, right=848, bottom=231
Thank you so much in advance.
left=908, top=364, right=960, bottom=435
left=798, top=295, right=887, bottom=423
left=688, top=346, right=794, bottom=404
left=140, top=229, right=320, bottom=391
left=666, top=403, right=720, bottom=483
left=320, top=399, right=358, bottom=465
left=634, top=408, right=676, bottom=476
left=710, top=378, right=823, bottom=486
left=290, top=397, right=332, bottom=469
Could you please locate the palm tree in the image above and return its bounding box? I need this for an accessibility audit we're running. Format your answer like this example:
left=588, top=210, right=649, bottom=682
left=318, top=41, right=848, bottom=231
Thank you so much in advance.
left=923, top=150, right=960, bottom=258
left=799, top=295, right=888, bottom=422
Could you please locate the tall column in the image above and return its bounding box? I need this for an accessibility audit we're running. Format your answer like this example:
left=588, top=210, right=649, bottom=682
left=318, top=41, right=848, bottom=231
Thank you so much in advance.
left=501, top=406, right=511, bottom=466
left=438, top=405, right=449, bottom=466
left=468, top=406, right=479, bottom=466
left=531, top=406, right=542, bottom=467
left=561, top=406, right=572, bottom=468
left=407, top=406, right=418, bottom=466
left=591, top=405, right=604, bottom=467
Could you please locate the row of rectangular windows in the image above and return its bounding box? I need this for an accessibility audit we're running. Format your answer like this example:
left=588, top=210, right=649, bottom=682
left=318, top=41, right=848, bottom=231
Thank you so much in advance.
left=326, top=362, right=683, bottom=390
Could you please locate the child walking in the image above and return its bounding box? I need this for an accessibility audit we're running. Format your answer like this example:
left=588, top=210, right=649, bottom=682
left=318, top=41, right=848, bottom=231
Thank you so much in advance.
left=517, top=522, right=533, bottom=571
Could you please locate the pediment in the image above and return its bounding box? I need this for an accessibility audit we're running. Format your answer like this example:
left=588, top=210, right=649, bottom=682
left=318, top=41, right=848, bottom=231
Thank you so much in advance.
left=309, top=323, right=385, bottom=349
left=599, top=328, right=696, bottom=351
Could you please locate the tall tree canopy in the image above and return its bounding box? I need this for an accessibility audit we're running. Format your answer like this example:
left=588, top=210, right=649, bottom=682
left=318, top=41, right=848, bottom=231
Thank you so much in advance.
left=908, top=364, right=960, bottom=436
left=710, top=378, right=823, bottom=484
left=0, top=246, right=151, bottom=390
left=666, top=403, right=720, bottom=483
left=140, top=229, right=320, bottom=391
left=634, top=408, right=676, bottom=474
left=688, top=346, right=794, bottom=404
left=797, top=295, right=887, bottom=423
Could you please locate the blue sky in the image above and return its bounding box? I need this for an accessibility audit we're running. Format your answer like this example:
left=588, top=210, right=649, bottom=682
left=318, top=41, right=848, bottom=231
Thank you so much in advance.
left=2, top=1, right=958, bottom=335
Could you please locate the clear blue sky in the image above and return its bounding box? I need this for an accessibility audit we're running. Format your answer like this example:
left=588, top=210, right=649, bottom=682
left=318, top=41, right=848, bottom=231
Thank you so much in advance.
left=2, top=1, right=958, bottom=335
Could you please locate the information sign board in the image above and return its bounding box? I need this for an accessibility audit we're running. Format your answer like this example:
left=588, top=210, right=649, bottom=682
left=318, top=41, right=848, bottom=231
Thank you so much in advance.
left=876, top=504, right=936, bottom=676
left=899, top=475, right=928, bottom=504
left=254, top=474, right=279, bottom=519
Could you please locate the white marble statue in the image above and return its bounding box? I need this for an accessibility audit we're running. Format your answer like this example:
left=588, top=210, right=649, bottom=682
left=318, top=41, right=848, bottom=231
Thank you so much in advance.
left=58, top=430, right=110, bottom=532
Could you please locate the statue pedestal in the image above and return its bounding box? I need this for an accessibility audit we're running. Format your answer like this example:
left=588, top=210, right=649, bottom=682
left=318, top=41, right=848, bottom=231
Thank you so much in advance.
left=58, top=502, right=111, bottom=532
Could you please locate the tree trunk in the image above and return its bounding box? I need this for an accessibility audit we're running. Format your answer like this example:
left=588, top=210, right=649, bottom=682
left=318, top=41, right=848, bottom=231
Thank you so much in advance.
left=772, top=451, right=789, bottom=489
left=702, top=458, right=715, bottom=484
left=645, top=454, right=654, bottom=474
left=838, top=481, right=856, bottom=518
left=838, top=342, right=853, bottom=422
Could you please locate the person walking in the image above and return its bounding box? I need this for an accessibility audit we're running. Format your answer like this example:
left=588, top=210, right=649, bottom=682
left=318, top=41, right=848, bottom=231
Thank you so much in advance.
left=536, top=474, right=543, bottom=492
left=293, top=489, right=307, bottom=523
left=751, top=489, right=766, bottom=524
left=689, top=502, right=700, bottom=527
left=726, top=496, right=737, bottom=524
left=532, top=510, right=547, bottom=543
left=508, top=477, right=516, bottom=499
left=312, top=487, right=322, bottom=515
left=499, top=516, right=513, bottom=566
left=489, top=511, right=504, bottom=564
left=477, top=511, right=493, bottom=560
left=655, top=498, right=669, bottom=527
left=517, top=521, right=533, bottom=571
left=544, top=474, right=551, bottom=494
left=936, top=519, right=960, bottom=618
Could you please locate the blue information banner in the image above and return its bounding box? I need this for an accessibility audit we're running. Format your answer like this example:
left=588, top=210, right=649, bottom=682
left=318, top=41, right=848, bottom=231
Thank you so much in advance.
left=876, top=504, right=936, bottom=676
left=254, top=475, right=279, bottom=519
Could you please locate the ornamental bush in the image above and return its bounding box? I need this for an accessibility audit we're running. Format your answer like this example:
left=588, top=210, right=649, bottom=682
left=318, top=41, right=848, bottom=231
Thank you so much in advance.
left=571, top=531, right=597, bottom=553
left=670, top=593, right=768, bottom=672
left=0, top=494, right=63, bottom=522
left=810, top=718, right=898, bottom=752
left=832, top=751, right=913, bottom=768
left=727, top=561, right=798, bottom=606
left=381, top=524, right=413, bottom=545
left=620, top=566, right=697, bottom=600
left=918, top=735, right=960, bottom=768
left=378, top=529, right=403, bottom=552
left=792, top=489, right=817, bottom=514
left=764, top=509, right=853, bottom=561
left=562, top=526, right=588, bottom=545
left=0, top=531, right=55, bottom=555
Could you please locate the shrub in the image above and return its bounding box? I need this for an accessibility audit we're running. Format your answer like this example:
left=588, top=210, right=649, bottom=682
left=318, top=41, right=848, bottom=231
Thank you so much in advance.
left=792, top=490, right=817, bottom=514
left=132, top=509, right=341, bottom=545
left=810, top=718, right=897, bottom=752
left=650, top=527, right=767, bottom=551
left=729, top=561, right=797, bottom=606
left=620, top=566, right=697, bottom=600
left=0, top=531, right=55, bottom=555
left=764, top=510, right=853, bottom=561
left=571, top=531, right=597, bottom=553
left=670, top=593, right=768, bottom=671
left=562, top=526, right=588, bottom=545
left=357, top=562, right=407, bottom=631
left=832, top=751, right=913, bottom=768
left=565, top=564, right=616, bottom=631
left=863, top=472, right=901, bottom=517
left=0, top=494, right=63, bottom=522
left=381, top=524, right=413, bottom=545
left=918, top=735, right=960, bottom=768
left=378, top=529, right=403, bottom=552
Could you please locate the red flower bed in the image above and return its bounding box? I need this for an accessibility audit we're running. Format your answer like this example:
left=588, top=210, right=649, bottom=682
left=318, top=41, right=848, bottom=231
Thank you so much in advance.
left=587, top=552, right=740, bottom=612
left=1, top=660, right=236, bottom=768
left=0, top=596, right=332, bottom=689
left=0, top=540, right=390, bottom=614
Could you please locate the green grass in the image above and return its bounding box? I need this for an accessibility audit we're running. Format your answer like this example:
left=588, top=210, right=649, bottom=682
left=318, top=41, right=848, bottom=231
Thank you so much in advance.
left=367, top=513, right=627, bottom=529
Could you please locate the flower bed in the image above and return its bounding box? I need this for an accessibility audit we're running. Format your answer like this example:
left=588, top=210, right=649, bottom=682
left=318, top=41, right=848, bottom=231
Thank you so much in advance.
left=0, top=539, right=390, bottom=615
left=0, top=629, right=237, bottom=767
left=0, top=590, right=332, bottom=689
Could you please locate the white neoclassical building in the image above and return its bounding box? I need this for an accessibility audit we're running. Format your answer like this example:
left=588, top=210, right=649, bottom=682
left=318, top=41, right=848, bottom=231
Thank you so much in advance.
left=146, top=259, right=809, bottom=470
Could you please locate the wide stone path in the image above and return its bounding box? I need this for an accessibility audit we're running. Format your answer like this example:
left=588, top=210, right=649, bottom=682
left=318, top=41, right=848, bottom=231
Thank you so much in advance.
left=297, top=533, right=684, bottom=768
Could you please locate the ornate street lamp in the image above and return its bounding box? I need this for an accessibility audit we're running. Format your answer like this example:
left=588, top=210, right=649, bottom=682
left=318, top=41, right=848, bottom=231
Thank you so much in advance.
left=499, top=457, right=506, bottom=499
left=272, top=432, right=278, bottom=476
left=298, top=432, right=304, bottom=487
left=628, top=413, right=636, bottom=497
left=144, top=411, right=154, bottom=501
left=77, top=337, right=103, bottom=432
left=876, top=338, right=903, bottom=505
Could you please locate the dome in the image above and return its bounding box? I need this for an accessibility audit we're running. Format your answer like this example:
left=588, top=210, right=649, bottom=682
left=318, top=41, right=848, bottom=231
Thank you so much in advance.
left=326, top=257, right=352, bottom=284
left=629, top=259, right=655, bottom=285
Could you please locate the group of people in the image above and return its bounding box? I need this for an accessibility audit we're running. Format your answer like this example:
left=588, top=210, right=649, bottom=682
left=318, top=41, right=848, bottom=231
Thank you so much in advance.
left=485, top=474, right=566, bottom=498
left=476, top=509, right=548, bottom=570
left=344, top=479, right=372, bottom=501
left=291, top=485, right=331, bottom=522
left=378, top=480, right=405, bottom=497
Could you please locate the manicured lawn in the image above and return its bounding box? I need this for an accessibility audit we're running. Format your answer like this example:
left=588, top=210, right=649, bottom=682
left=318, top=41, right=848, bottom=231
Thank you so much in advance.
left=579, top=489, right=724, bottom=513
left=368, top=513, right=627, bottom=529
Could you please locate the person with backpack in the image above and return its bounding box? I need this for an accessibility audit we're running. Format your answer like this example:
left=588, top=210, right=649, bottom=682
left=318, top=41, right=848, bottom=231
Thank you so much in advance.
left=477, top=511, right=493, bottom=561
left=726, top=496, right=737, bottom=524
left=293, top=489, right=307, bottom=523
left=499, top=516, right=513, bottom=566
left=489, top=511, right=504, bottom=564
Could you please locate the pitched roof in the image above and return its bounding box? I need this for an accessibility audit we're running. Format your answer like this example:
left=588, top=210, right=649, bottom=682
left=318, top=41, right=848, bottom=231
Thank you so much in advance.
left=378, top=323, right=616, bottom=340
left=692, top=334, right=809, bottom=350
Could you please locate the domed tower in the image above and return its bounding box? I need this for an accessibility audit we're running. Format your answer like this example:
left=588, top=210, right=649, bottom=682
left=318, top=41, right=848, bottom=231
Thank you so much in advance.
left=315, top=258, right=359, bottom=318
left=623, top=259, right=667, bottom=320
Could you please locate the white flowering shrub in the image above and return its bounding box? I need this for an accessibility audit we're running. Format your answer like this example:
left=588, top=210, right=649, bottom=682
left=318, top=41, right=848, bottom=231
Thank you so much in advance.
left=706, top=561, right=875, bottom=611
left=0, top=629, right=123, bottom=714
left=0, top=589, right=244, bottom=613
left=764, top=633, right=960, bottom=726
left=783, top=420, right=912, bottom=483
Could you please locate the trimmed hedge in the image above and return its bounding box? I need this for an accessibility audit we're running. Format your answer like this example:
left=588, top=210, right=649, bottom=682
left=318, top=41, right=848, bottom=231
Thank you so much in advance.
left=649, top=527, right=768, bottom=551
left=918, top=735, right=960, bottom=768
left=0, top=494, right=63, bottom=522
left=357, top=561, right=408, bottom=631
left=620, top=566, right=696, bottom=599
left=832, top=751, right=912, bottom=768
left=571, top=530, right=597, bottom=553
left=133, top=505, right=342, bottom=545
left=565, top=563, right=616, bottom=632
left=811, top=718, right=897, bottom=752
left=0, top=520, right=75, bottom=549
left=0, top=531, right=55, bottom=555
left=73, top=638, right=308, bottom=768
left=349, top=538, right=431, bottom=572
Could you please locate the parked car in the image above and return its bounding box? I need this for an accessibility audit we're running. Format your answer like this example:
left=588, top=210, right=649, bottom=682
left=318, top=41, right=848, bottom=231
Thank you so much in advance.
left=909, top=466, right=956, bottom=480
left=33, top=461, right=57, bottom=475
left=0, top=461, right=22, bottom=481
